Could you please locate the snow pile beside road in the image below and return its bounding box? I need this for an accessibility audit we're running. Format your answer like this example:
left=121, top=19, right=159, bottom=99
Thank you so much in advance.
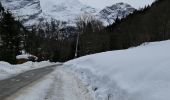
left=16, top=54, right=37, bottom=60
left=65, top=40, right=170, bottom=100
left=0, top=61, right=55, bottom=80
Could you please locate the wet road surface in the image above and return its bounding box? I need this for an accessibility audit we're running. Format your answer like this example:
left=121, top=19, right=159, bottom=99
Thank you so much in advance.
left=0, top=64, right=62, bottom=100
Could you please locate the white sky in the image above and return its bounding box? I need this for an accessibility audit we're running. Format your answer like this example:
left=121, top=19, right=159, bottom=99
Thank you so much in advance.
left=79, top=0, right=156, bottom=9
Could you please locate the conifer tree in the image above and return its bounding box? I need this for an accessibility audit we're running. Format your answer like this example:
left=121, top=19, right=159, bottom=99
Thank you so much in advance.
left=0, top=4, right=23, bottom=63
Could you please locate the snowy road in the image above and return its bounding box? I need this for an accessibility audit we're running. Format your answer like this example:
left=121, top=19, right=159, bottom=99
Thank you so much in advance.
left=0, top=65, right=93, bottom=100
left=0, top=64, right=61, bottom=100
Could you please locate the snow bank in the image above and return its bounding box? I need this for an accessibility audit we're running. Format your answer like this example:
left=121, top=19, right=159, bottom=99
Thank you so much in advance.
left=65, top=40, right=170, bottom=100
left=0, top=61, right=55, bottom=80
left=16, top=50, right=37, bottom=60
left=16, top=54, right=37, bottom=60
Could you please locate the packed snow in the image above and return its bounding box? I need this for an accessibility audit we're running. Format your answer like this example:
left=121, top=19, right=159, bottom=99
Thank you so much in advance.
left=6, top=67, right=93, bottom=100
left=16, top=54, right=37, bottom=60
left=0, top=61, right=55, bottom=80
left=6, top=72, right=55, bottom=100
left=65, top=40, right=170, bottom=100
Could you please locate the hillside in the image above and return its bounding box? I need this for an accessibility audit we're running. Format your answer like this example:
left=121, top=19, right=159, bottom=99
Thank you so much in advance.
left=106, top=0, right=170, bottom=50
left=1, top=0, right=169, bottom=63
left=76, top=0, right=170, bottom=57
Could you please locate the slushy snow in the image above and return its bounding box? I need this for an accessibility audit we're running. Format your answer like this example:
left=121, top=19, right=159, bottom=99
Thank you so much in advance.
left=6, top=67, right=93, bottom=100
left=65, top=40, right=170, bottom=100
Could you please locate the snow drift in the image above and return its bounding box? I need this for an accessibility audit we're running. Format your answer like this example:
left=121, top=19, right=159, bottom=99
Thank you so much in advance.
left=65, top=40, right=170, bottom=100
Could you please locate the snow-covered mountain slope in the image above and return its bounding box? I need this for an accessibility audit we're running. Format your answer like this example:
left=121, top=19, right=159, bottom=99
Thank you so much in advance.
left=65, top=40, right=170, bottom=100
left=1, top=0, right=43, bottom=25
left=39, top=0, right=97, bottom=25
left=97, top=3, right=135, bottom=25
left=79, top=0, right=156, bottom=9
left=1, top=0, right=97, bottom=26
left=1, top=0, right=155, bottom=26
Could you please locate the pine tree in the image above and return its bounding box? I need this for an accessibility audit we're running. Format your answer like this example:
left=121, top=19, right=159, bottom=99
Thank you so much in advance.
left=0, top=8, right=22, bottom=63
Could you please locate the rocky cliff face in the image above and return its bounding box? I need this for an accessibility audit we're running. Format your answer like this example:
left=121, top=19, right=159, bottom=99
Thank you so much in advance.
left=97, top=3, right=135, bottom=25
left=1, top=0, right=97, bottom=26
left=1, top=0, right=43, bottom=25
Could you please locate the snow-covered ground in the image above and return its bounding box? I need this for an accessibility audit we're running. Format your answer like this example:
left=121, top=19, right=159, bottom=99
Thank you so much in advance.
left=1, top=40, right=170, bottom=100
left=65, top=40, right=170, bottom=100
left=0, top=61, right=55, bottom=80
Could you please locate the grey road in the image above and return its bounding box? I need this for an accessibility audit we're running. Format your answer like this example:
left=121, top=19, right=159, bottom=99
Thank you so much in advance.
left=0, top=64, right=62, bottom=100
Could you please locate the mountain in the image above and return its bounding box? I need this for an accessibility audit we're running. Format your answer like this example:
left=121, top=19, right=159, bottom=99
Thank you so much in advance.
left=1, top=0, right=97, bottom=26
left=106, top=0, right=170, bottom=50
left=97, top=3, right=135, bottom=25
left=78, top=0, right=156, bottom=9
left=1, top=0, right=154, bottom=26
left=1, top=0, right=44, bottom=26
left=38, top=0, right=98, bottom=25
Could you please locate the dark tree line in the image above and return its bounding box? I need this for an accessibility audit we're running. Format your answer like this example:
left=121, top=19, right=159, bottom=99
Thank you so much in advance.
left=0, top=3, right=27, bottom=63
left=24, top=20, right=76, bottom=62
left=0, top=2, right=76, bottom=63
left=106, top=0, right=170, bottom=50
left=75, top=14, right=110, bottom=56
left=76, top=0, right=170, bottom=57
left=1, top=0, right=170, bottom=63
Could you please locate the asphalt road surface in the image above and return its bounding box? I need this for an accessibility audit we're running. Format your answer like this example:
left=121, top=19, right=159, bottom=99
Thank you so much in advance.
left=0, top=64, right=62, bottom=100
